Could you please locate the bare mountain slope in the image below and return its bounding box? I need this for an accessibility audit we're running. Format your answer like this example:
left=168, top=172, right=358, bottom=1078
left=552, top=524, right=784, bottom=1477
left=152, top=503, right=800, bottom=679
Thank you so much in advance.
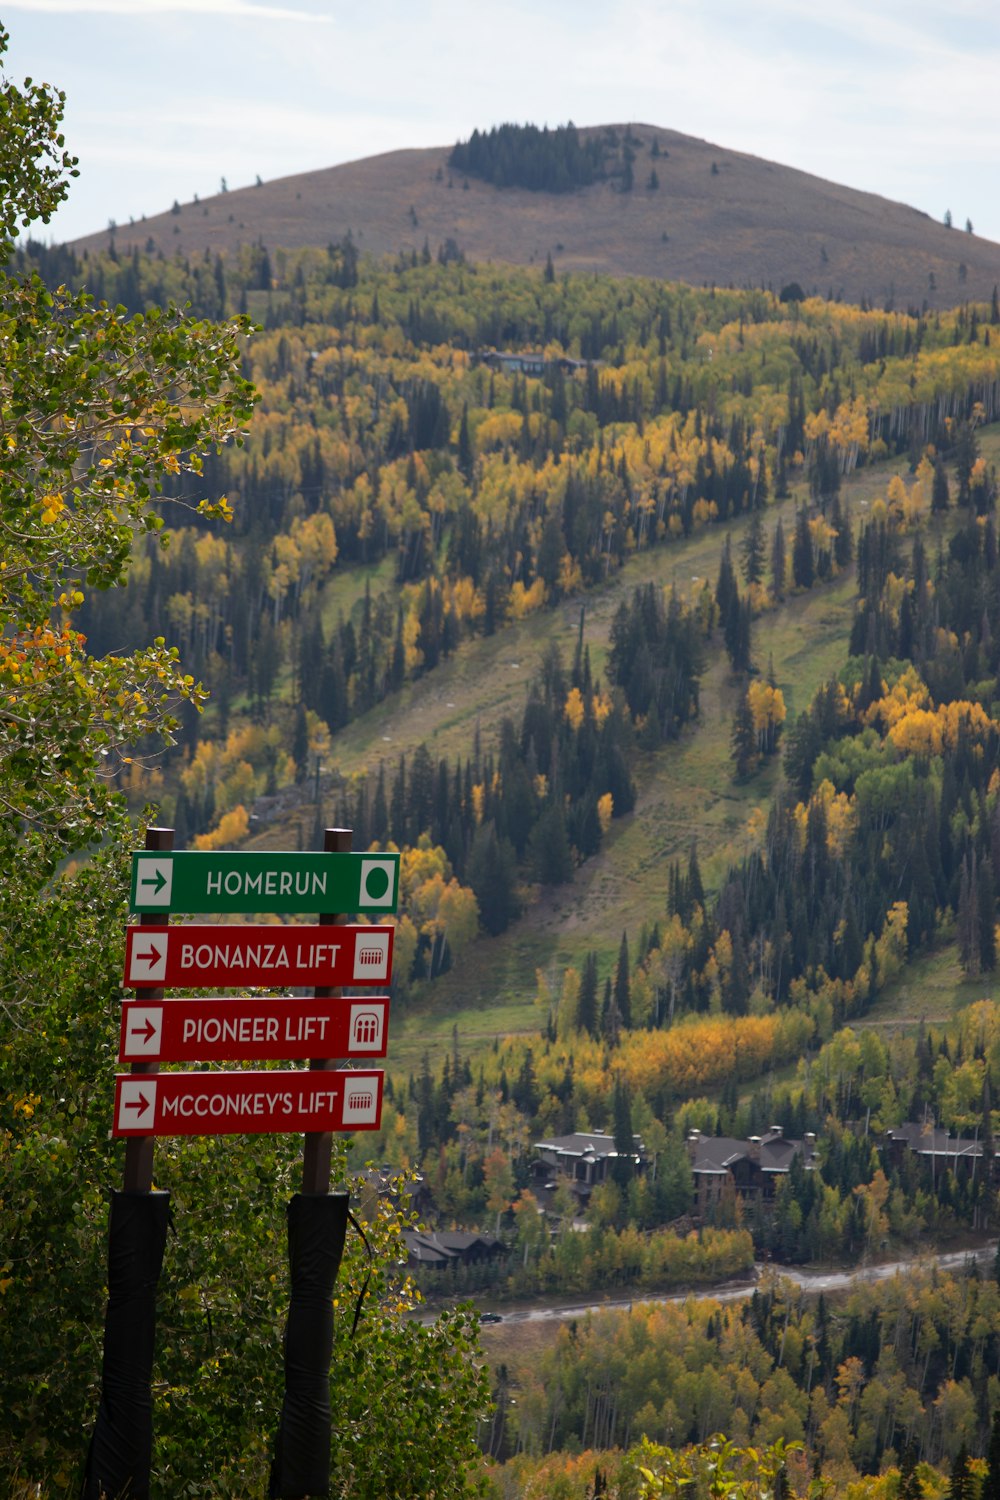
left=74, top=124, right=1000, bottom=310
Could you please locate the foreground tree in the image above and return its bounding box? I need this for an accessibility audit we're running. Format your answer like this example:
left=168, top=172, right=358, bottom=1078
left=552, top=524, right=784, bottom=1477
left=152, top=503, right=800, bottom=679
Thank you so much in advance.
left=0, top=89, right=253, bottom=866
left=0, top=33, right=489, bottom=1494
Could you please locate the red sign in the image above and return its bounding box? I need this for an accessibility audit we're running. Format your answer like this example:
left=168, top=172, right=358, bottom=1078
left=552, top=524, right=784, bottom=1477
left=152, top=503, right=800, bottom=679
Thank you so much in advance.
left=119, top=997, right=389, bottom=1063
left=112, top=1069, right=384, bottom=1137
left=124, top=923, right=394, bottom=990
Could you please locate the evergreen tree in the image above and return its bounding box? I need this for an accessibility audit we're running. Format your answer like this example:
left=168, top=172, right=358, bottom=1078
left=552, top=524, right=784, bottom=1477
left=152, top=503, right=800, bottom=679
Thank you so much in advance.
left=979, top=855, right=997, bottom=971
left=731, top=690, right=758, bottom=780
left=899, top=1444, right=921, bottom=1500
left=958, top=851, right=982, bottom=977
left=530, top=801, right=574, bottom=885
left=389, top=754, right=407, bottom=846
left=741, top=508, right=766, bottom=587
left=774, top=447, right=790, bottom=500
left=408, top=741, right=435, bottom=842
left=792, top=507, right=815, bottom=588
left=371, top=763, right=389, bottom=845
left=715, top=534, right=738, bottom=624
left=723, top=587, right=752, bottom=674
left=771, top=517, right=787, bottom=600
left=954, top=420, right=980, bottom=505
left=457, top=401, right=473, bottom=481
left=291, top=701, right=309, bottom=781
left=831, top=494, right=854, bottom=568
left=948, top=1446, right=972, bottom=1500
left=687, top=842, right=705, bottom=911
left=578, top=951, right=599, bottom=1038
left=467, top=822, right=519, bottom=935
left=614, top=930, right=631, bottom=1029
left=599, top=975, right=618, bottom=1045
left=932, top=457, right=951, bottom=512
left=611, top=1076, right=635, bottom=1187
left=983, top=1411, right=1000, bottom=1500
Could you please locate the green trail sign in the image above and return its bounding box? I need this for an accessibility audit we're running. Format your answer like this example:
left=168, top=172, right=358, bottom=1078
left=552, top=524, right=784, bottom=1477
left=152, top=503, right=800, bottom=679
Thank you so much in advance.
left=130, top=850, right=399, bottom=915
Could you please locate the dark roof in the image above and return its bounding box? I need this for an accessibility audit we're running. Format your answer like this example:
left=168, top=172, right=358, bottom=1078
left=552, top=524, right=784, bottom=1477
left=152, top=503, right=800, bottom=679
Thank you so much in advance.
left=687, top=1130, right=816, bottom=1176
left=886, top=1124, right=987, bottom=1160
left=534, top=1130, right=644, bottom=1161
left=402, top=1230, right=503, bottom=1265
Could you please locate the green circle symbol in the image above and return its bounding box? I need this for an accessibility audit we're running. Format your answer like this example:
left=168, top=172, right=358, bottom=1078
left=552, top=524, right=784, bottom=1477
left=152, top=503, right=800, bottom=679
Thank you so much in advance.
left=365, top=865, right=390, bottom=900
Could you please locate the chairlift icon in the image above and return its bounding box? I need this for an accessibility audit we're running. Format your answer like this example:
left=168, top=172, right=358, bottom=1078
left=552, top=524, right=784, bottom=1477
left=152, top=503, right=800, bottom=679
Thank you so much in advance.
left=353, top=930, right=389, bottom=979
left=349, top=1004, right=384, bottom=1050
left=343, top=1078, right=379, bottom=1124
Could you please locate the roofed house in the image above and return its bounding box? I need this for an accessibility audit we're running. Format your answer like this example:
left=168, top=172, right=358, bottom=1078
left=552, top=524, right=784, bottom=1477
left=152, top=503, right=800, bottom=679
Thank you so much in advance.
left=884, top=1123, right=994, bottom=1177
left=531, top=1128, right=647, bottom=1202
left=402, top=1229, right=504, bottom=1270
left=477, top=349, right=593, bottom=377
left=686, top=1126, right=817, bottom=1218
left=481, top=349, right=547, bottom=377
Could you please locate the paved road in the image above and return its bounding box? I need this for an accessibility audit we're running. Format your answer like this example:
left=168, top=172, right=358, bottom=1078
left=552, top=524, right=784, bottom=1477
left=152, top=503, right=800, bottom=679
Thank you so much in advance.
left=463, top=1241, right=998, bottom=1329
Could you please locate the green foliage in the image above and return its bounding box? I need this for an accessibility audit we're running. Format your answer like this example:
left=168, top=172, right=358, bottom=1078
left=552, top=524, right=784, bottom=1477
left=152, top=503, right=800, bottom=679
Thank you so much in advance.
left=0, top=835, right=132, bottom=1487
left=0, top=25, right=78, bottom=236
left=449, top=122, right=610, bottom=193
left=0, top=31, right=490, bottom=1495
left=0, top=828, right=490, bottom=1494
left=0, top=26, right=254, bottom=864
left=412, top=1225, right=752, bottom=1307
left=635, top=1434, right=801, bottom=1500
left=504, top=1264, right=995, bottom=1470
left=19, top=225, right=998, bottom=872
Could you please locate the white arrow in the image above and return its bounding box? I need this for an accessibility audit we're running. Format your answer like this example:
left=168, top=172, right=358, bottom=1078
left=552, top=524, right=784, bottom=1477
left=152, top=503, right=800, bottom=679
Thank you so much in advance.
left=129, top=936, right=167, bottom=985
left=118, top=1078, right=157, bottom=1130
left=123, top=1006, right=163, bottom=1058
left=135, top=857, right=172, bottom=907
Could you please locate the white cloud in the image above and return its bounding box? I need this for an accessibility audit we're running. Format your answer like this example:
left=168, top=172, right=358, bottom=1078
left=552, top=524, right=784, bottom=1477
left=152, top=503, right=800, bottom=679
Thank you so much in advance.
left=5, top=0, right=326, bottom=19
left=9, top=0, right=1000, bottom=246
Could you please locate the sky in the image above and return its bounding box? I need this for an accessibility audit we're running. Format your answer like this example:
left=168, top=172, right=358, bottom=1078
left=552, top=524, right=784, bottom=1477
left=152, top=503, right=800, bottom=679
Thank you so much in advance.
left=5, top=0, right=1000, bottom=248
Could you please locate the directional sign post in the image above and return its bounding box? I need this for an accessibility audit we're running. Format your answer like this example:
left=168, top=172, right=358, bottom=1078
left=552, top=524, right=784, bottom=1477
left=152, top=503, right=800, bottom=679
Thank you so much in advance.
left=302, top=824, right=352, bottom=1197
left=94, top=826, right=396, bottom=1499
left=112, top=1069, right=384, bottom=1138
left=124, top=922, right=394, bottom=990
left=130, top=850, right=399, bottom=915
left=84, top=826, right=173, bottom=1500
left=119, top=997, right=390, bottom=1063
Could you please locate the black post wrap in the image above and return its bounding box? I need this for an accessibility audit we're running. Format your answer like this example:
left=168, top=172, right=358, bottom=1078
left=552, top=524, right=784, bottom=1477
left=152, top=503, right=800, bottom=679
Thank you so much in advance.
left=269, top=1190, right=350, bottom=1499
left=81, top=1190, right=170, bottom=1500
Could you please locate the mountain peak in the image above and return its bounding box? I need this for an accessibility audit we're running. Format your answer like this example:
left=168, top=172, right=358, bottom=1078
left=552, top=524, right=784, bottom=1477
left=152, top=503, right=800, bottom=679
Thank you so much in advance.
left=74, top=124, right=1000, bottom=311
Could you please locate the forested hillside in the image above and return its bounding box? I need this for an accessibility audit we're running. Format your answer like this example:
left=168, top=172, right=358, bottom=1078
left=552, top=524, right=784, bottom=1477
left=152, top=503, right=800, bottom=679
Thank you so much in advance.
left=19, top=226, right=1000, bottom=1218
left=69, top=120, right=1000, bottom=311
left=11, top=221, right=1000, bottom=1496
left=19, top=233, right=1000, bottom=1012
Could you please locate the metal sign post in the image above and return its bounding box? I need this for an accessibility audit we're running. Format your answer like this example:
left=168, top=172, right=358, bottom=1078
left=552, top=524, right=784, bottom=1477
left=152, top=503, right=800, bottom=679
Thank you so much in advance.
left=84, top=823, right=389, bottom=1498
left=270, top=827, right=354, bottom=1499
left=302, top=826, right=352, bottom=1197
left=83, top=826, right=173, bottom=1500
